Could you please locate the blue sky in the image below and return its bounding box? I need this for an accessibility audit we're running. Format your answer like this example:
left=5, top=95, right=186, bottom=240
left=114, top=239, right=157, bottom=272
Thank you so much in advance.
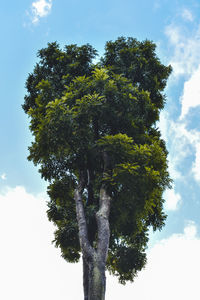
left=1, top=0, right=200, bottom=299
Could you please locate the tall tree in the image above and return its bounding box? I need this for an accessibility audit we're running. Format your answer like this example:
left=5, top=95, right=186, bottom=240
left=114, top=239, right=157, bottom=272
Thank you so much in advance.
left=23, top=37, right=172, bottom=300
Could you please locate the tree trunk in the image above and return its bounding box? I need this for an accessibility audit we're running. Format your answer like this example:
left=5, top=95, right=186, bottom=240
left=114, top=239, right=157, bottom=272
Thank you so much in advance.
left=88, top=255, right=106, bottom=300
left=80, top=186, right=110, bottom=300
left=83, top=253, right=107, bottom=300
left=83, top=256, right=89, bottom=300
left=75, top=165, right=111, bottom=300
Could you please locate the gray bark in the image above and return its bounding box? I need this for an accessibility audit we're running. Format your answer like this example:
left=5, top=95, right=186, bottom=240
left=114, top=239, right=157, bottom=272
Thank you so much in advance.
left=87, top=186, right=111, bottom=300
left=88, top=254, right=106, bottom=300
left=83, top=256, right=89, bottom=300
left=74, top=176, right=94, bottom=260
left=75, top=155, right=111, bottom=300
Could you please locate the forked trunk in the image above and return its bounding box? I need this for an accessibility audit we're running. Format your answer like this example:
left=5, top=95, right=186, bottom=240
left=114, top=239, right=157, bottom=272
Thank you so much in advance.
left=75, top=160, right=111, bottom=300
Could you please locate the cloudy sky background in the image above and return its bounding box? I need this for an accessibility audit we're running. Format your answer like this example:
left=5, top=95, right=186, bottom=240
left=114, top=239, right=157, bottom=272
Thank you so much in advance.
left=1, top=0, right=200, bottom=299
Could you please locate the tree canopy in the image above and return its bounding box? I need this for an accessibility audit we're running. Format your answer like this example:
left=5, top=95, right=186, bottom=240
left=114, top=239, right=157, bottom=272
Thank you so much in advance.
left=23, top=37, right=172, bottom=291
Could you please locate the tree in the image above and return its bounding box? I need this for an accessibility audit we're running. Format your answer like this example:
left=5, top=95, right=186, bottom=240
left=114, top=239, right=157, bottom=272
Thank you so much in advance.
left=23, top=37, right=172, bottom=300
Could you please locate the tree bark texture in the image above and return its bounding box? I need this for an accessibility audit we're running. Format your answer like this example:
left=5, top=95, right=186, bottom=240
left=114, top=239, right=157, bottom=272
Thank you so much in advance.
left=88, top=254, right=106, bottom=300
left=75, top=173, right=111, bottom=300
left=83, top=256, right=89, bottom=300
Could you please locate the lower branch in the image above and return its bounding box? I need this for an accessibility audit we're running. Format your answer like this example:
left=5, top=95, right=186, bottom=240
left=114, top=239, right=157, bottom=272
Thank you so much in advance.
left=74, top=176, right=94, bottom=260
left=96, top=186, right=111, bottom=262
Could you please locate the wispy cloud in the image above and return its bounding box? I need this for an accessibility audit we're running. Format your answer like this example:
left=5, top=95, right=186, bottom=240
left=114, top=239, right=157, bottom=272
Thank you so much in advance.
left=180, top=65, right=200, bottom=119
left=192, top=143, right=200, bottom=183
left=159, top=112, right=187, bottom=181
left=29, top=0, right=53, bottom=24
left=1, top=173, right=6, bottom=180
left=183, top=220, right=197, bottom=238
left=159, top=111, right=200, bottom=184
left=153, top=0, right=161, bottom=11
left=165, top=23, right=200, bottom=78
left=163, top=20, right=200, bottom=185
left=164, top=186, right=181, bottom=211
left=159, top=112, right=182, bottom=181
left=181, top=8, right=194, bottom=22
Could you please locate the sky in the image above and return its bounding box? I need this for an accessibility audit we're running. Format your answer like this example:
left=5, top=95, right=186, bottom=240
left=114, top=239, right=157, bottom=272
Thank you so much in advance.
left=1, top=0, right=200, bottom=299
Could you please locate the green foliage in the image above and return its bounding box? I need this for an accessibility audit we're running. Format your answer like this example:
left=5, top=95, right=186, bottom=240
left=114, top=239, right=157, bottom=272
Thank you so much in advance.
left=102, top=36, right=172, bottom=110
left=23, top=37, right=172, bottom=283
left=47, top=178, right=80, bottom=262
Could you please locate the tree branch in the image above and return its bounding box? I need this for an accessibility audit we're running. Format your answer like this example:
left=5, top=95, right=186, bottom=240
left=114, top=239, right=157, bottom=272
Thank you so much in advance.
left=96, top=151, right=111, bottom=262
left=96, top=186, right=111, bottom=261
left=74, top=174, right=94, bottom=260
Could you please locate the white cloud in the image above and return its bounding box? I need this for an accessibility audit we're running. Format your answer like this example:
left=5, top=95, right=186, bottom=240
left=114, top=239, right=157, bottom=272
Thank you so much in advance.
left=169, top=121, right=200, bottom=184
left=183, top=220, right=197, bottom=238
left=159, top=112, right=182, bottom=180
left=165, top=24, right=200, bottom=78
left=159, top=111, right=200, bottom=184
left=31, top=0, right=52, bottom=24
left=180, top=65, right=200, bottom=119
left=164, top=186, right=181, bottom=211
left=192, top=143, right=200, bottom=183
left=159, top=112, right=187, bottom=181
left=1, top=186, right=199, bottom=299
left=182, top=8, right=194, bottom=22
left=164, top=21, right=200, bottom=184
left=0, top=186, right=83, bottom=300
left=107, top=221, right=200, bottom=300
left=1, top=173, right=6, bottom=180
left=163, top=21, right=200, bottom=183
